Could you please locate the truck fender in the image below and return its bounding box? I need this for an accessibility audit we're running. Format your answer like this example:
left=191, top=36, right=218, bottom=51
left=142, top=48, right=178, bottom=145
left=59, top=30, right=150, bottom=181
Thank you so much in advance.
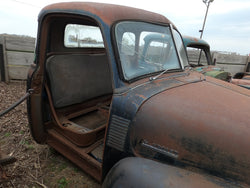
left=102, top=157, right=238, bottom=188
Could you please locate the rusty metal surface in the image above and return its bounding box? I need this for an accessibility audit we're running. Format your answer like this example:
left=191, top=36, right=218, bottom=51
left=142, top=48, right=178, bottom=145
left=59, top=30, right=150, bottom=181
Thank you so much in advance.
left=243, top=75, right=250, bottom=80
left=231, top=78, right=250, bottom=87
left=103, top=157, right=245, bottom=188
left=28, top=2, right=250, bottom=186
left=44, top=83, right=106, bottom=147
left=130, top=71, right=250, bottom=184
left=40, top=2, right=173, bottom=26
left=195, top=66, right=231, bottom=81
left=47, top=128, right=102, bottom=182
left=232, top=73, right=250, bottom=89
left=102, top=72, right=192, bottom=178
left=183, top=35, right=210, bottom=49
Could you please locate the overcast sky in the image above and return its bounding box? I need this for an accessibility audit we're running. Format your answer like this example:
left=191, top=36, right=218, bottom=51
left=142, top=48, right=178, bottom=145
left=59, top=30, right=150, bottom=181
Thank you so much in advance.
left=0, top=0, right=250, bottom=55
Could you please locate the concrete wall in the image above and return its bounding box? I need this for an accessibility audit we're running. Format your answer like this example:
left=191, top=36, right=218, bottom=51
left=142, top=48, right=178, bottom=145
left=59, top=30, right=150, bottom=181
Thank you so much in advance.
left=0, top=34, right=35, bottom=82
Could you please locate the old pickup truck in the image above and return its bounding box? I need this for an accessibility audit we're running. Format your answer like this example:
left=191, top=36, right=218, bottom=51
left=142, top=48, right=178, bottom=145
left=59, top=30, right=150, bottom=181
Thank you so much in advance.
left=183, top=35, right=231, bottom=81
left=183, top=35, right=250, bottom=88
left=27, top=2, right=250, bottom=187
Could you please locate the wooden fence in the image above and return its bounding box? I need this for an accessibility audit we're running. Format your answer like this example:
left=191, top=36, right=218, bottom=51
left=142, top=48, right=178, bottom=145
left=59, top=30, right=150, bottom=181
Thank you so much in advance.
left=0, top=34, right=35, bottom=82
left=184, top=50, right=249, bottom=76
left=212, top=52, right=249, bottom=76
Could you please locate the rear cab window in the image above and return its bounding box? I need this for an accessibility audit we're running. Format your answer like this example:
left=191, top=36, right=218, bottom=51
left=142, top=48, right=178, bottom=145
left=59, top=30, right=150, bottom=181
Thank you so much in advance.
left=64, top=24, right=104, bottom=48
left=186, top=47, right=208, bottom=66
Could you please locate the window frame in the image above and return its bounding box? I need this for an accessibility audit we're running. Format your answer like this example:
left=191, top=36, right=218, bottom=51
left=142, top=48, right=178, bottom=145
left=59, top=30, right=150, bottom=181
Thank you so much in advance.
left=64, top=24, right=105, bottom=48
left=112, top=20, right=183, bottom=82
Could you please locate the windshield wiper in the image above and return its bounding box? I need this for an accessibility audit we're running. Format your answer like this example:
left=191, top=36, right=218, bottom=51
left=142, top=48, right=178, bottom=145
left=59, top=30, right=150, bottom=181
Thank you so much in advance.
left=149, top=69, right=169, bottom=81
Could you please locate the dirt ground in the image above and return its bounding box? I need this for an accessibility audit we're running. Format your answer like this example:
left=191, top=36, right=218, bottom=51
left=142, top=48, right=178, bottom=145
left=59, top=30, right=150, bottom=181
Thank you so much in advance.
left=0, top=81, right=100, bottom=188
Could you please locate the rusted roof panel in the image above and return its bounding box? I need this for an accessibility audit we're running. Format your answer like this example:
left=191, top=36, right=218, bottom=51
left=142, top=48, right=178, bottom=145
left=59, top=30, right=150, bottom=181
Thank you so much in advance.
left=183, top=35, right=210, bottom=49
left=40, top=2, right=173, bottom=26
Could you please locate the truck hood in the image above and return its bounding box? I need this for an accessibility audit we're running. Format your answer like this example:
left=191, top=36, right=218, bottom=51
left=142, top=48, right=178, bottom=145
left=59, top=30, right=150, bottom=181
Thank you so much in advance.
left=130, top=74, right=250, bottom=184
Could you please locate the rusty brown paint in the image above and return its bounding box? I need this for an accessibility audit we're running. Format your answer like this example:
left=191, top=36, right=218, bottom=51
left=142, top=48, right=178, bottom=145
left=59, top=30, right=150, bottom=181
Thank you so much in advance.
left=28, top=2, right=250, bottom=186
left=131, top=71, right=250, bottom=183
left=47, top=128, right=102, bottom=182
left=243, top=75, right=250, bottom=80
left=231, top=78, right=250, bottom=86
left=41, top=2, right=174, bottom=27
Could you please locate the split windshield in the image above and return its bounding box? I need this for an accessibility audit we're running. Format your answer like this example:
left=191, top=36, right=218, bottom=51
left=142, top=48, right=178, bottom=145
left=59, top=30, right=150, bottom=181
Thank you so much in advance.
left=115, top=21, right=187, bottom=80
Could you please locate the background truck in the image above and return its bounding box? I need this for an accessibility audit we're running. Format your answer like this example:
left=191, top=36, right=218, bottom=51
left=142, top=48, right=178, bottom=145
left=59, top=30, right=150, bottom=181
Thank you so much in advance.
left=27, top=2, right=250, bottom=187
left=183, top=35, right=250, bottom=88
left=183, top=35, right=231, bottom=81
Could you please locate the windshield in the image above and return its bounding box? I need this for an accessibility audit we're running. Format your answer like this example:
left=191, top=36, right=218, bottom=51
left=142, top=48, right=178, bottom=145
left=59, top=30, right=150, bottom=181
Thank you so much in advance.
left=115, top=21, right=183, bottom=80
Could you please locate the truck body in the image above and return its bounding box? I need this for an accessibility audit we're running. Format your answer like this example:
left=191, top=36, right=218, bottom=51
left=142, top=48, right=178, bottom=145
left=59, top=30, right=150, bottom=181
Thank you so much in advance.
left=232, top=72, right=250, bottom=89
left=183, top=35, right=231, bottom=81
left=183, top=35, right=213, bottom=66
left=232, top=60, right=250, bottom=89
left=27, top=2, right=250, bottom=187
left=183, top=35, right=250, bottom=88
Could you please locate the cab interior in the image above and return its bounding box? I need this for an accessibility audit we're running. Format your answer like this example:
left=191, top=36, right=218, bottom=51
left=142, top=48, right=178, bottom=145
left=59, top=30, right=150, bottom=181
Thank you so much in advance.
left=41, top=15, right=113, bottom=172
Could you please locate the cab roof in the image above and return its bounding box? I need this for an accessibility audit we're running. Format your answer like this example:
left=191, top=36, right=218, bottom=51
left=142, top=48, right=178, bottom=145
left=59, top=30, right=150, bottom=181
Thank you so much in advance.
left=40, top=2, right=175, bottom=27
left=182, top=35, right=210, bottom=49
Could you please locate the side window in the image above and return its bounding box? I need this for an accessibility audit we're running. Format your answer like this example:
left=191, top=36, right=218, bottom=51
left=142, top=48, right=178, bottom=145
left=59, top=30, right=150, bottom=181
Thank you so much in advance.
left=186, top=47, right=208, bottom=66
left=64, top=24, right=104, bottom=48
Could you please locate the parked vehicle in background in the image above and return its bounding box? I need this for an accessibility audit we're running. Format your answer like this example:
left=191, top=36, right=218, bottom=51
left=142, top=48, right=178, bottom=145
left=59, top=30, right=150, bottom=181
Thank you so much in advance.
left=27, top=2, right=250, bottom=187
left=183, top=35, right=231, bottom=81
left=183, top=35, right=213, bottom=66
left=231, top=61, right=250, bottom=89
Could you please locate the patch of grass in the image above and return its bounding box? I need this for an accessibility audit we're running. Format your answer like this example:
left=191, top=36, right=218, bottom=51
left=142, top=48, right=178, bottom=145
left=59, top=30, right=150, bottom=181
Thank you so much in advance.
left=57, top=177, right=68, bottom=188
left=47, top=159, right=67, bottom=173
left=20, top=140, right=35, bottom=150
left=20, top=140, right=26, bottom=145
left=27, top=144, right=35, bottom=150
left=4, top=132, right=11, bottom=137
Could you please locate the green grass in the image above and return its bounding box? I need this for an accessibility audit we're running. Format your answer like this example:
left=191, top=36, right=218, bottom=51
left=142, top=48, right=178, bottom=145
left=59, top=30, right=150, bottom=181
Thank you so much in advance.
left=57, top=177, right=68, bottom=188
left=4, top=132, right=11, bottom=137
left=20, top=140, right=35, bottom=150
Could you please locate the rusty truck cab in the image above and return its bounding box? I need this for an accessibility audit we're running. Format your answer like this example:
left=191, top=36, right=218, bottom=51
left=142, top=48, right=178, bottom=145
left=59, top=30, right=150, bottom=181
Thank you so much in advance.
left=28, top=2, right=181, bottom=182
left=27, top=2, right=250, bottom=187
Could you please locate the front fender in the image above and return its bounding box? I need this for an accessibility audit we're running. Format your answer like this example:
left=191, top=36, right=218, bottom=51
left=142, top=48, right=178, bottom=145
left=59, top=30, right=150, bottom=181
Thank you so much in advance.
left=102, top=157, right=241, bottom=188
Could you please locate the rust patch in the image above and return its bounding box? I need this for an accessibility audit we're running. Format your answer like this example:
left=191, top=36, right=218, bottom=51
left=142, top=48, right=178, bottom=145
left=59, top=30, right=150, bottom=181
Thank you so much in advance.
left=41, top=2, right=172, bottom=26
left=180, top=137, right=250, bottom=184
